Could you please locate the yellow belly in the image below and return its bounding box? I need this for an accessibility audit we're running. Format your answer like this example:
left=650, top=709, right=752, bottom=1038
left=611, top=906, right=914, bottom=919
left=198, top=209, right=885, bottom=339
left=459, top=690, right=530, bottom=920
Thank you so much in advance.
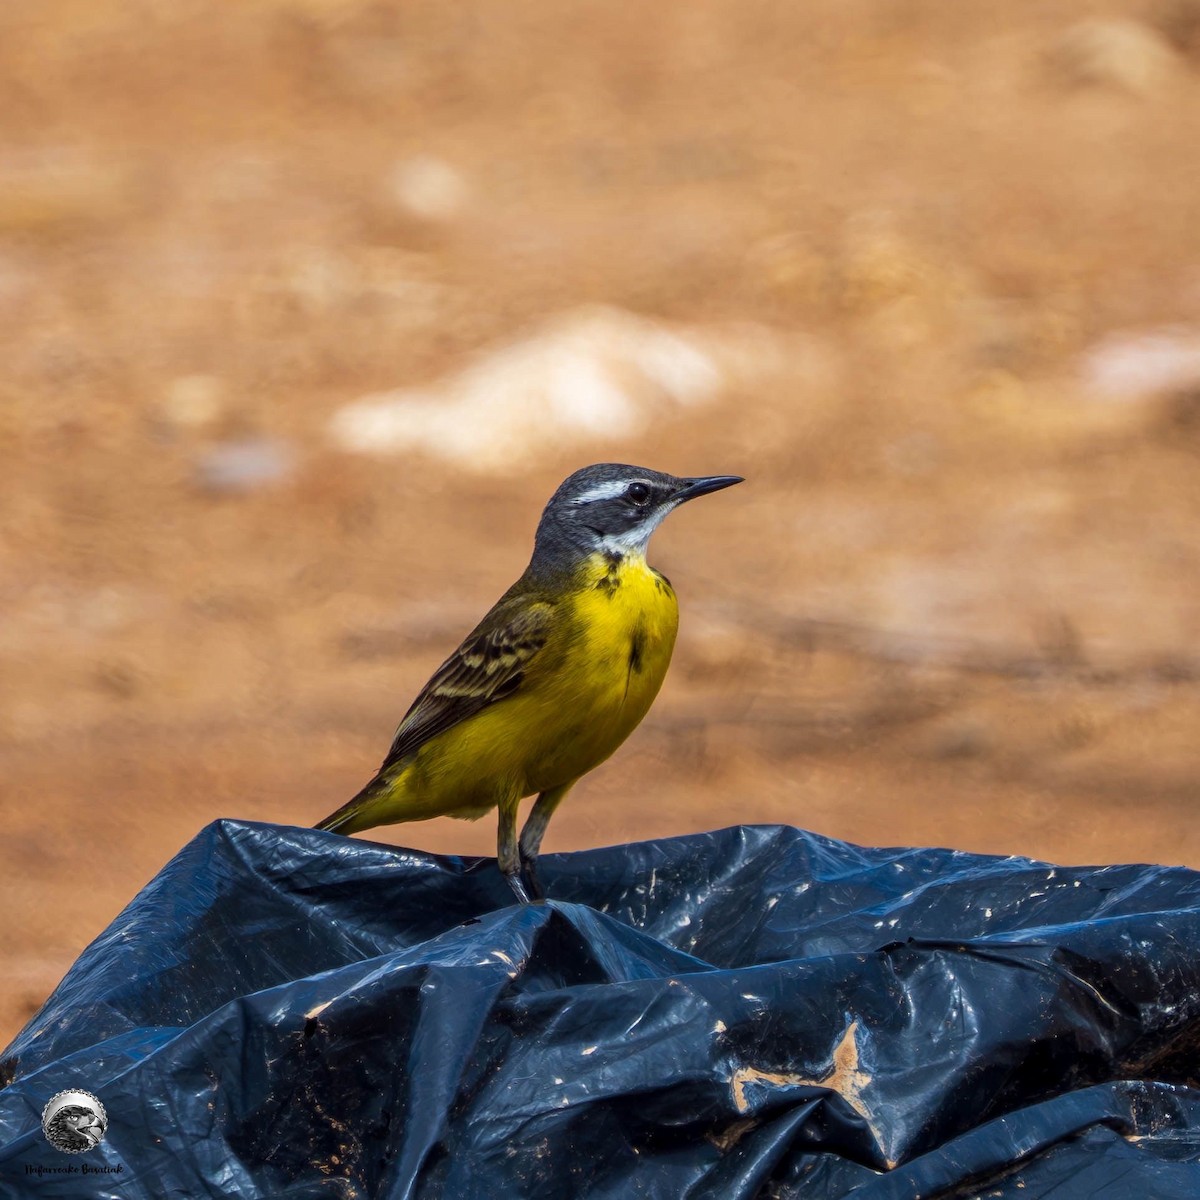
left=399, top=553, right=679, bottom=818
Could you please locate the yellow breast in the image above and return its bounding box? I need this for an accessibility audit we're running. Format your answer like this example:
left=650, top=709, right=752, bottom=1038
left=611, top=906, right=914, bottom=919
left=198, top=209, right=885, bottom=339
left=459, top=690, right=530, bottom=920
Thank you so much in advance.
left=519, top=551, right=679, bottom=793
left=391, top=550, right=679, bottom=818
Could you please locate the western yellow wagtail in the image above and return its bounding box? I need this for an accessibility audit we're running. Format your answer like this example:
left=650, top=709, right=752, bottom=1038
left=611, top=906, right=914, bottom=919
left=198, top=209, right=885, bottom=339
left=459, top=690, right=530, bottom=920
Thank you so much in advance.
left=315, top=463, right=742, bottom=902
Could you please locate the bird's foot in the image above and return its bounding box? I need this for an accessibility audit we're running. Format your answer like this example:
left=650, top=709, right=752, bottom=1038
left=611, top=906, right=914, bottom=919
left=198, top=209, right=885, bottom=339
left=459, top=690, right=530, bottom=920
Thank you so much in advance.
left=502, top=868, right=533, bottom=905
left=520, top=856, right=546, bottom=904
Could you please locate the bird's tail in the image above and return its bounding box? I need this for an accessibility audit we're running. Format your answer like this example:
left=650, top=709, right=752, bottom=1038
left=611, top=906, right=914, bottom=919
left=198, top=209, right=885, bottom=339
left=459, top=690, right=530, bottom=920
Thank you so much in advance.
left=314, top=779, right=383, bottom=835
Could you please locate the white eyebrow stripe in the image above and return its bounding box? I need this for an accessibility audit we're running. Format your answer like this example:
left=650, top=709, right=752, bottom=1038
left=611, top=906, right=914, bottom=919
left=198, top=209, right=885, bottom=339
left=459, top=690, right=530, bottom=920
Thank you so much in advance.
left=572, top=479, right=633, bottom=504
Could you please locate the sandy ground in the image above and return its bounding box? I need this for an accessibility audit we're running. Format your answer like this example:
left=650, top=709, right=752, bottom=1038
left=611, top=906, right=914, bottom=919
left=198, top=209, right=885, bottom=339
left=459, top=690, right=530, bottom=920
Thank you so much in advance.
left=4, top=0, right=1200, bottom=1045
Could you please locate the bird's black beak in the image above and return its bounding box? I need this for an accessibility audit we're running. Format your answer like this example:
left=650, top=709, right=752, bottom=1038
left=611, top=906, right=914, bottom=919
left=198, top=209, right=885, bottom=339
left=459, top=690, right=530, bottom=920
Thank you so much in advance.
left=673, top=475, right=744, bottom=504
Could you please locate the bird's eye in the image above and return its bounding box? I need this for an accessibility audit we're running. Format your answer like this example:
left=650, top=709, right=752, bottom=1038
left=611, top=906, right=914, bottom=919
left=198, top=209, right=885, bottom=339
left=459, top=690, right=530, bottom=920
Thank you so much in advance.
left=626, top=482, right=651, bottom=506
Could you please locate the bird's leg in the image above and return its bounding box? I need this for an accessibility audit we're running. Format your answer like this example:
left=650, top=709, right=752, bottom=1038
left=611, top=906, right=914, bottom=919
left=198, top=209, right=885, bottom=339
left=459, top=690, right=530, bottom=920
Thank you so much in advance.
left=518, top=783, right=573, bottom=902
left=497, top=795, right=531, bottom=904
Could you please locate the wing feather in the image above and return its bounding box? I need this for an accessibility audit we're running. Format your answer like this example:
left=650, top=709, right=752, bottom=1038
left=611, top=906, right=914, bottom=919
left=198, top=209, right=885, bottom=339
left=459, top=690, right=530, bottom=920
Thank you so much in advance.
left=381, top=599, right=553, bottom=767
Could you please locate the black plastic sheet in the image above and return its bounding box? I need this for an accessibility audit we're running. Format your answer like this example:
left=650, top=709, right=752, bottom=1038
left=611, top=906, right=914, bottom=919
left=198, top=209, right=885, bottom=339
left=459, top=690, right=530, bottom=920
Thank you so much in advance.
left=3, top=819, right=1200, bottom=1198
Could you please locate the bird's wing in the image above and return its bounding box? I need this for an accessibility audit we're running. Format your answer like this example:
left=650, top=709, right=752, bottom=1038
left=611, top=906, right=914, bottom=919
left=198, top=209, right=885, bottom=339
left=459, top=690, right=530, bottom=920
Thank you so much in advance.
left=381, top=597, right=555, bottom=767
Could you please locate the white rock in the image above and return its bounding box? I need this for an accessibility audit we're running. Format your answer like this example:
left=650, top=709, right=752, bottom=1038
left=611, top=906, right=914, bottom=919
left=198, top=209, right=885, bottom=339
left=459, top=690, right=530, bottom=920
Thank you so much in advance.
left=387, top=155, right=468, bottom=223
left=1046, top=19, right=1180, bottom=96
left=328, top=306, right=786, bottom=469
left=163, top=375, right=224, bottom=428
left=1080, top=328, right=1200, bottom=401
left=195, top=437, right=297, bottom=493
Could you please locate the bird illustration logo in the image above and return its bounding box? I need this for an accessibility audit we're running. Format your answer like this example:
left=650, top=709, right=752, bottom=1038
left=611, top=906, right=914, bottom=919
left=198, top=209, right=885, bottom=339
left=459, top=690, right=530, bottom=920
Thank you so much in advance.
left=42, top=1089, right=108, bottom=1154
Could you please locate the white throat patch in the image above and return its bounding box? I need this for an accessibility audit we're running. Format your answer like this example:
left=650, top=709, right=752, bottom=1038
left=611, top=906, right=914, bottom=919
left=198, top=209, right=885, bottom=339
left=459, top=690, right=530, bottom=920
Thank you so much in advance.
left=598, top=506, right=673, bottom=558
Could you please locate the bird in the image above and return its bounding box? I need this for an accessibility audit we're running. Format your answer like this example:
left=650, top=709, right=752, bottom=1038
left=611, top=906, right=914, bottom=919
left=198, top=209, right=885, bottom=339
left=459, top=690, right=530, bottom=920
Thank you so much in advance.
left=315, top=463, right=742, bottom=903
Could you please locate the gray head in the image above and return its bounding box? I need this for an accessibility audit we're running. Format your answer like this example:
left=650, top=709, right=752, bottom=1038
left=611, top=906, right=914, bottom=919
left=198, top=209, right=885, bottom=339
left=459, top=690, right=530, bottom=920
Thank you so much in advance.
left=530, top=463, right=742, bottom=571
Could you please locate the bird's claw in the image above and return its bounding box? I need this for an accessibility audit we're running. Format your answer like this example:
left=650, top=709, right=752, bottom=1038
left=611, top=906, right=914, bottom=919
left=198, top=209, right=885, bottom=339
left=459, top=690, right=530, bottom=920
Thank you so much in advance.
left=504, top=869, right=533, bottom=905
left=520, top=857, right=546, bottom=903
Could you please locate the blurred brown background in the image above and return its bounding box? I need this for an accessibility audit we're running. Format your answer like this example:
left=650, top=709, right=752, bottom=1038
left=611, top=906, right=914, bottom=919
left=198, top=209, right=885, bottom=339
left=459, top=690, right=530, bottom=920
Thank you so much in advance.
left=4, top=0, right=1200, bottom=1044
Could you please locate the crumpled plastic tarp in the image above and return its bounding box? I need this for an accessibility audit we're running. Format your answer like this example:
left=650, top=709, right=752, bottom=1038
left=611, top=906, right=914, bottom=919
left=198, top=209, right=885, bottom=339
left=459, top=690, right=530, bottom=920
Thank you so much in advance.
left=2, top=819, right=1200, bottom=1199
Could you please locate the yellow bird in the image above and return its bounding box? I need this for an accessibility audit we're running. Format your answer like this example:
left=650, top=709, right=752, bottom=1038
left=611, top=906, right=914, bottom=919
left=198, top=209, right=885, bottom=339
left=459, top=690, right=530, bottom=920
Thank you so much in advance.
left=315, top=463, right=742, bottom=902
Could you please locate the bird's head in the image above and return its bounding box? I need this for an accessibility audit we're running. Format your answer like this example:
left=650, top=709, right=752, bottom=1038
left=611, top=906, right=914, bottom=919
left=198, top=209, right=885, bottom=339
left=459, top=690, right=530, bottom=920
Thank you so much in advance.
left=532, top=463, right=742, bottom=566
